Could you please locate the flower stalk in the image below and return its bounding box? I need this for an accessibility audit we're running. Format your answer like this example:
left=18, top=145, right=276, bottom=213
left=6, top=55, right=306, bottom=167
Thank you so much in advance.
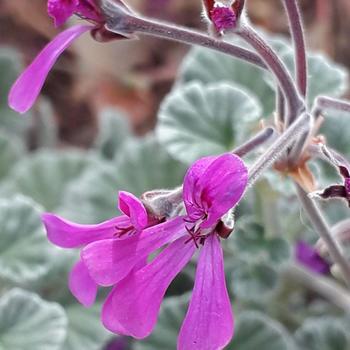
left=102, top=0, right=266, bottom=69
left=248, top=113, right=311, bottom=186
left=237, top=24, right=304, bottom=127
left=295, top=184, right=350, bottom=288
left=282, top=0, right=308, bottom=97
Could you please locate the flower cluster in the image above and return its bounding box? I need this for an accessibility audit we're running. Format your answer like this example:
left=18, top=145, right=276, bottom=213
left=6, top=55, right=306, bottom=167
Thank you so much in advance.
left=43, top=153, right=248, bottom=349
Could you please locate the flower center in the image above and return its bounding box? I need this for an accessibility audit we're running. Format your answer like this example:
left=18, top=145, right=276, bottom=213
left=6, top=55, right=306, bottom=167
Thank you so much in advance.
left=114, top=224, right=136, bottom=237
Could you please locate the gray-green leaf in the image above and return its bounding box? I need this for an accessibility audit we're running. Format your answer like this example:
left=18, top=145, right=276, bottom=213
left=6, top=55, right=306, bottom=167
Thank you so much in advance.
left=61, top=135, right=186, bottom=222
left=0, top=196, right=54, bottom=284
left=228, top=311, right=294, bottom=350
left=63, top=303, right=111, bottom=350
left=94, top=108, right=131, bottom=159
left=157, top=82, right=262, bottom=164
left=295, top=317, right=350, bottom=350
left=5, top=150, right=93, bottom=211
left=0, top=289, right=67, bottom=350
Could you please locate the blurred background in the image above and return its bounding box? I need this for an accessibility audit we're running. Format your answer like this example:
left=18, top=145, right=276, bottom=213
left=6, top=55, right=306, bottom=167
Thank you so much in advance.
left=1, top=0, right=350, bottom=147
left=1, top=1, right=350, bottom=350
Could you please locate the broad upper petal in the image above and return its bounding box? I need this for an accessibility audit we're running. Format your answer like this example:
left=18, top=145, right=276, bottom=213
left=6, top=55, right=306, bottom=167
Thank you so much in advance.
left=118, top=191, right=148, bottom=231
left=9, top=25, right=92, bottom=114
left=178, top=234, right=234, bottom=350
left=68, top=259, right=98, bottom=307
left=101, top=235, right=196, bottom=338
left=81, top=217, right=185, bottom=286
left=197, top=154, right=248, bottom=228
left=42, top=213, right=127, bottom=248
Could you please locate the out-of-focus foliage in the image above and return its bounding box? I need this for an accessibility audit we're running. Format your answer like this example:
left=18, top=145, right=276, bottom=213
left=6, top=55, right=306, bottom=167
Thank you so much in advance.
left=0, top=25, right=349, bottom=350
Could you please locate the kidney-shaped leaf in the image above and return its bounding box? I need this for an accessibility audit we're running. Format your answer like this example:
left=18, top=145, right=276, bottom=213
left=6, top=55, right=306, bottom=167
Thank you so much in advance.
left=295, top=317, right=350, bottom=350
left=178, top=44, right=275, bottom=116
left=6, top=150, right=92, bottom=211
left=0, top=196, right=55, bottom=284
left=277, top=52, right=348, bottom=107
left=228, top=311, right=295, bottom=350
left=63, top=303, right=111, bottom=350
left=0, top=289, right=67, bottom=350
left=61, top=135, right=187, bottom=223
left=0, top=131, right=23, bottom=181
left=157, top=82, right=262, bottom=164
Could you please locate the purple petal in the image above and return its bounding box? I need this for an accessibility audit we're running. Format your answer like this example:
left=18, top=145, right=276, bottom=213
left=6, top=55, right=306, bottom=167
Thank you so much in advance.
left=101, top=235, right=196, bottom=338
left=9, top=24, right=92, bottom=114
left=178, top=234, right=234, bottom=350
left=183, top=156, right=216, bottom=220
left=295, top=241, right=330, bottom=275
left=69, top=259, right=98, bottom=307
left=47, top=0, right=79, bottom=27
left=118, top=191, right=148, bottom=231
left=184, top=154, right=248, bottom=228
left=42, top=213, right=128, bottom=248
left=81, top=217, right=185, bottom=286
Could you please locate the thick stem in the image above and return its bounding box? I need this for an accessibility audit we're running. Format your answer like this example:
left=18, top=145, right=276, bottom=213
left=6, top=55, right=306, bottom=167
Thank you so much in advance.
left=283, top=263, right=350, bottom=312
left=282, top=0, right=308, bottom=97
left=316, top=96, right=350, bottom=114
left=237, top=24, right=304, bottom=127
left=233, top=127, right=275, bottom=157
left=102, top=2, right=266, bottom=69
left=296, top=184, right=350, bottom=287
left=248, top=113, right=311, bottom=186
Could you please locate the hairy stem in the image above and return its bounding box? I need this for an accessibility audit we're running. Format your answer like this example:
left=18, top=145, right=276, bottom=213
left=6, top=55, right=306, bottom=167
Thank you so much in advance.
left=316, top=96, right=350, bottom=114
left=233, top=127, right=275, bottom=157
left=275, top=88, right=286, bottom=127
left=296, top=184, right=350, bottom=288
left=283, top=263, right=350, bottom=312
left=102, top=1, right=266, bottom=69
left=282, top=0, right=308, bottom=97
left=248, top=113, right=311, bottom=186
left=237, top=24, right=304, bottom=127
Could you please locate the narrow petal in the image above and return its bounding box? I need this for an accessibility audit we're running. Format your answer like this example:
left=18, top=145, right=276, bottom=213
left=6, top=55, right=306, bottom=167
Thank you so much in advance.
left=178, top=234, right=233, bottom=350
left=82, top=217, right=185, bottom=286
left=42, top=213, right=128, bottom=248
left=9, top=24, right=92, bottom=114
left=69, top=259, right=98, bottom=307
left=102, top=236, right=196, bottom=338
left=118, top=191, right=148, bottom=230
left=48, top=0, right=79, bottom=26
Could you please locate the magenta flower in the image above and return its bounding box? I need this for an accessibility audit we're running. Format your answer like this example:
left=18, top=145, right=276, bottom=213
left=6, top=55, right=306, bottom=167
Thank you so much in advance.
left=80, top=154, right=247, bottom=349
left=203, top=0, right=245, bottom=33
left=42, top=191, right=154, bottom=307
left=9, top=0, right=132, bottom=114
left=295, top=241, right=330, bottom=275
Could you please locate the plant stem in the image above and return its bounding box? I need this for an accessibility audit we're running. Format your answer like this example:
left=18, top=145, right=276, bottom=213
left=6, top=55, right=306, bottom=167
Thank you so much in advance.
left=295, top=184, right=350, bottom=287
left=275, top=88, right=286, bottom=127
left=316, top=96, right=350, bottom=114
left=237, top=24, right=304, bottom=127
left=233, top=127, right=275, bottom=157
left=102, top=1, right=266, bottom=69
left=282, top=0, right=308, bottom=97
left=248, top=113, right=311, bottom=186
left=283, top=263, right=350, bottom=312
